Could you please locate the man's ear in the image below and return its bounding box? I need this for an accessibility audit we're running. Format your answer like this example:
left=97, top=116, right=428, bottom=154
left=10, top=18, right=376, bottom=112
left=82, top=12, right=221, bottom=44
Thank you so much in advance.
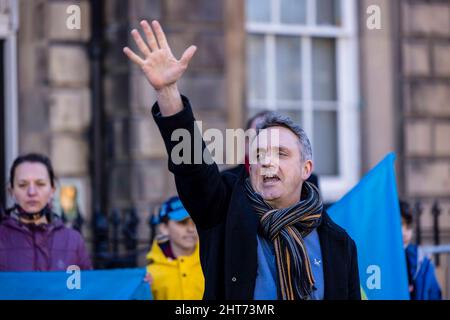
left=302, top=160, right=313, bottom=181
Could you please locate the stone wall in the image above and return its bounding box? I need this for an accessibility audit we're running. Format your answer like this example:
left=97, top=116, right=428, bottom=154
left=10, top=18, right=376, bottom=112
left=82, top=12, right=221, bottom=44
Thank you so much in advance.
left=104, top=0, right=241, bottom=265
left=401, top=0, right=450, bottom=240
left=400, top=0, right=450, bottom=298
left=18, top=0, right=91, bottom=227
left=17, top=0, right=244, bottom=266
left=359, top=0, right=398, bottom=174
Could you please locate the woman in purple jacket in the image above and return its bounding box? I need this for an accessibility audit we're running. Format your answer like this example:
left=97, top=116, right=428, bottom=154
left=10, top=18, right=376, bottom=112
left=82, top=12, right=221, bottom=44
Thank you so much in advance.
left=0, top=153, right=92, bottom=271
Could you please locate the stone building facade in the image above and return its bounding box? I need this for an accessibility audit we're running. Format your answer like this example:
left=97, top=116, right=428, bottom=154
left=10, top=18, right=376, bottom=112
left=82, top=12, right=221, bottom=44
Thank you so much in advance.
left=361, top=0, right=450, bottom=235
left=401, top=0, right=450, bottom=237
left=1, top=0, right=450, bottom=295
left=14, top=0, right=92, bottom=237
left=361, top=0, right=450, bottom=296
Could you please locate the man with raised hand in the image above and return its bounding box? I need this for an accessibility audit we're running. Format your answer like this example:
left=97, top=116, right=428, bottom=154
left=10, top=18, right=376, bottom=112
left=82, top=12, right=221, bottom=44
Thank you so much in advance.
left=124, top=20, right=360, bottom=300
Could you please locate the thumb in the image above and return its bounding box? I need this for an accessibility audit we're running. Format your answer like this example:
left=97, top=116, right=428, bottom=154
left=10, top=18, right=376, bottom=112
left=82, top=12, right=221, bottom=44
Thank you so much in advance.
left=180, top=45, right=197, bottom=67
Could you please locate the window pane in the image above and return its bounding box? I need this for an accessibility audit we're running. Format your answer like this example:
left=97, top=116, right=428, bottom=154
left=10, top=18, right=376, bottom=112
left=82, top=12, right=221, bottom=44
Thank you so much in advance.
left=247, top=108, right=267, bottom=120
left=246, top=0, right=271, bottom=23
left=280, top=0, right=306, bottom=24
left=247, top=35, right=267, bottom=100
left=313, top=110, right=338, bottom=175
left=246, top=109, right=303, bottom=127
left=312, top=38, right=336, bottom=101
left=279, top=110, right=304, bottom=128
left=276, top=36, right=302, bottom=100
left=316, top=0, right=341, bottom=26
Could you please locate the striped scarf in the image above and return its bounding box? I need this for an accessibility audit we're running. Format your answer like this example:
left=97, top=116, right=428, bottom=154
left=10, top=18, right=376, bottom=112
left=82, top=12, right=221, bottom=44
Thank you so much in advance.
left=244, top=178, right=323, bottom=300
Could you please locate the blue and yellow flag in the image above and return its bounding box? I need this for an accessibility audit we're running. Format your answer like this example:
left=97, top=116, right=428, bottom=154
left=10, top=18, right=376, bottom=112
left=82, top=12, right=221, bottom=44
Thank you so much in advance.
left=0, top=268, right=151, bottom=300
left=328, top=153, right=409, bottom=300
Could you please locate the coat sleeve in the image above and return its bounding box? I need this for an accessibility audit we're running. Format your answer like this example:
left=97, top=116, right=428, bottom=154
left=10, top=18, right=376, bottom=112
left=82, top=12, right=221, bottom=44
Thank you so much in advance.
left=152, top=95, right=231, bottom=230
left=348, top=238, right=361, bottom=300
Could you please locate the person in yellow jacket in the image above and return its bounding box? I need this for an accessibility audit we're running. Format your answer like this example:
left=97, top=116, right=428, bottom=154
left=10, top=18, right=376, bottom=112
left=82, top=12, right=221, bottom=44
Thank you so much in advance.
left=146, top=196, right=204, bottom=300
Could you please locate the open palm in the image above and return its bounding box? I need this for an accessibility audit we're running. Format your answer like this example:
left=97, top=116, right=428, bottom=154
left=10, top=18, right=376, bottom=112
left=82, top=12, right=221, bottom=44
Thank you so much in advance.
left=123, top=20, right=196, bottom=91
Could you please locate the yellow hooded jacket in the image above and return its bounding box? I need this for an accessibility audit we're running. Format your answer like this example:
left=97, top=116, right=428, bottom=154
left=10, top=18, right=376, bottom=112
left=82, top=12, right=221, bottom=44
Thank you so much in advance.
left=146, top=240, right=205, bottom=300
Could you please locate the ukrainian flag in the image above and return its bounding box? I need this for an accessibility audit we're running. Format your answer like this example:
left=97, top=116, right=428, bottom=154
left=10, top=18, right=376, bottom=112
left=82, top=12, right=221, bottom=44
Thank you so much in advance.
left=0, top=268, right=151, bottom=300
left=329, top=153, right=409, bottom=300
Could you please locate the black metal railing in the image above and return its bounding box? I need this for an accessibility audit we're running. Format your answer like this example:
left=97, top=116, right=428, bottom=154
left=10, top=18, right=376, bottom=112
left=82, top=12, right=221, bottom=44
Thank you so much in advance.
left=91, top=207, right=155, bottom=269
left=412, top=199, right=448, bottom=266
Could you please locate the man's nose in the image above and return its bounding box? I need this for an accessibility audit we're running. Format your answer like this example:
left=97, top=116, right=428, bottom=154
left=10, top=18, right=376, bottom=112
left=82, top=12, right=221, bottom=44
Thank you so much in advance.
left=261, top=152, right=276, bottom=167
left=262, top=160, right=272, bottom=168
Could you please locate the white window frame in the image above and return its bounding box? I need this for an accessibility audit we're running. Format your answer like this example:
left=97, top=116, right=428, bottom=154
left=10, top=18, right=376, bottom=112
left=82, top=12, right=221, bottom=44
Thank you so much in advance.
left=246, top=0, right=360, bottom=202
left=1, top=0, right=19, bottom=207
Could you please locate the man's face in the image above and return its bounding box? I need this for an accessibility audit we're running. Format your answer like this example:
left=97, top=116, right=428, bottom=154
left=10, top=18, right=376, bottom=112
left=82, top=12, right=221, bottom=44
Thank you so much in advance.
left=161, top=218, right=198, bottom=254
left=249, top=126, right=312, bottom=209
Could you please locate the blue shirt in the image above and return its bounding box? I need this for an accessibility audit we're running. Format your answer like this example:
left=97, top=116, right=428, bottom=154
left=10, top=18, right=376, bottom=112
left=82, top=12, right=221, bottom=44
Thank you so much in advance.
left=254, top=229, right=324, bottom=300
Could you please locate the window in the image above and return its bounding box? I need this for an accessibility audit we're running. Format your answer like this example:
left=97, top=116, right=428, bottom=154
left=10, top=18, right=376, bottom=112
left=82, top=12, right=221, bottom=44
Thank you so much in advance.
left=246, top=0, right=360, bottom=202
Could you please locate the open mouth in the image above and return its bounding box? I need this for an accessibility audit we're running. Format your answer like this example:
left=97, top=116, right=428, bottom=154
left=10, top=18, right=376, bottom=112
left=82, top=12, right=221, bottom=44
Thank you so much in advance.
left=262, top=174, right=281, bottom=183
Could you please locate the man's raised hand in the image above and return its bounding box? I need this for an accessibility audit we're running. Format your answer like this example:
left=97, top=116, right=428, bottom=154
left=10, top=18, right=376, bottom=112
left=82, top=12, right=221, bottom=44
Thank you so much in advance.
left=123, top=20, right=196, bottom=90
left=123, top=20, right=196, bottom=116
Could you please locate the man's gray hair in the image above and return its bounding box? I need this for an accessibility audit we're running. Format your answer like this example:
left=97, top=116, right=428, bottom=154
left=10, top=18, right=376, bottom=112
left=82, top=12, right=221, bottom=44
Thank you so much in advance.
left=256, top=112, right=313, bottom=161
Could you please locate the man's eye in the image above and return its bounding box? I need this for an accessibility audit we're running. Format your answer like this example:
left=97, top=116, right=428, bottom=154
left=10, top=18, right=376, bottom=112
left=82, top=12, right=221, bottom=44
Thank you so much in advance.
left=257, top=152, right=266, bottom=160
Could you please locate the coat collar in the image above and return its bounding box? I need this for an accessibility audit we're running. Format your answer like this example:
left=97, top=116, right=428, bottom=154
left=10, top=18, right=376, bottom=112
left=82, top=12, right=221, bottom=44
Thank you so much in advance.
left=147, top=240, right=201, bottom=267
left=1, top=214, right=64, bottom=234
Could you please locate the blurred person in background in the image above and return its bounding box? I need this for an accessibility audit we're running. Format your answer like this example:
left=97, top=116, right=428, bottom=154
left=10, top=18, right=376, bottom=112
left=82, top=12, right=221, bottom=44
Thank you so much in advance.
left=0, top=153, right=92, bottom=271
left=146, top=196, right=204, bottom=299
left=401, top=200, right=441, bottom=300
